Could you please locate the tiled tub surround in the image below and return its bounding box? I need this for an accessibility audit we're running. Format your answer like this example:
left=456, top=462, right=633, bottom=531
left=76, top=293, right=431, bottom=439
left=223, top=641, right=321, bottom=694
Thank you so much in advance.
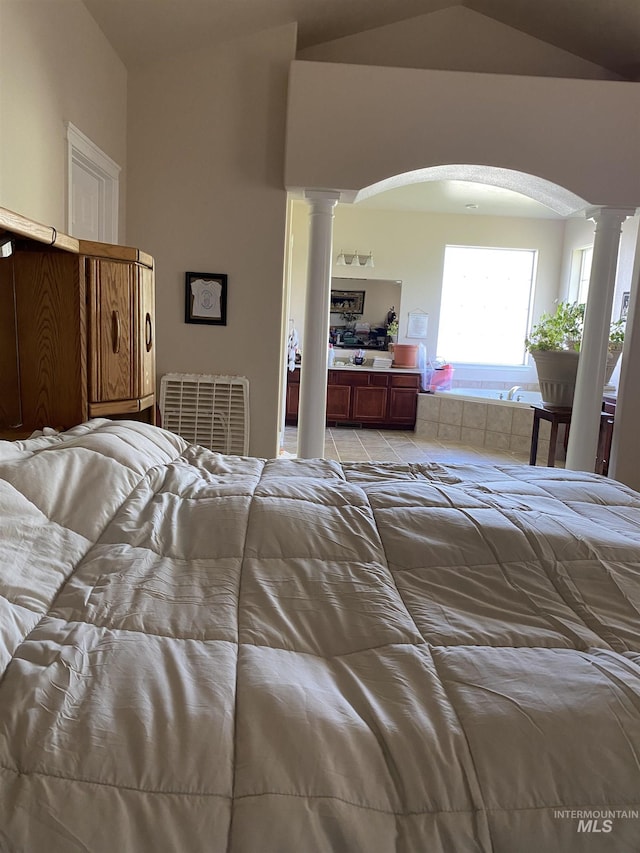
left=442, top=387, right=542, bottom=404
left=416, top=391, right=555, bottom=461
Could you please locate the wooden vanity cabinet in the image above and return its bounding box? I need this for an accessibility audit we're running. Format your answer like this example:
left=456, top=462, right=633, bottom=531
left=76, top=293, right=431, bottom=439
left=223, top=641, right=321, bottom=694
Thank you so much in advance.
left=285, top=368, right=300, bottom=421
left=352, top=373, right=389, bottom=423
left=326, top=382, right=352, bottom=421
left=285, top=368, right=420, bottom=429
left=388, top=373, right=420, bottom=426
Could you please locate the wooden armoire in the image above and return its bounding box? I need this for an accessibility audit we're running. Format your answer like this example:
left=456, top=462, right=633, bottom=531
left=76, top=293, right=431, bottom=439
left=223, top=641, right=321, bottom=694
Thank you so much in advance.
left=0, top=206, right=156, bottom=439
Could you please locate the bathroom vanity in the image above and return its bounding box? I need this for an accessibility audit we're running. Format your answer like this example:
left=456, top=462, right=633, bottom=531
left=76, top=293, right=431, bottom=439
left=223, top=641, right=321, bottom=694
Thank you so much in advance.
left=286, top=365, right=421, bottom=429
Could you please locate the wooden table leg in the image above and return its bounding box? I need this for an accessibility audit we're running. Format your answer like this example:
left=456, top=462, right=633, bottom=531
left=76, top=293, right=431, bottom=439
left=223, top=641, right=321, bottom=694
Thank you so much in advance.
left=548, top=419, right=559, bottom=467
left=529, top=409, right=540, bottom=466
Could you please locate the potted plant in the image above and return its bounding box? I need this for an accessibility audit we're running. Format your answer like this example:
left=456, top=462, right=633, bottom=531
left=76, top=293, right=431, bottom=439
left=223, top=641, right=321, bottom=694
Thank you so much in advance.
left=387, top=319, right=399, bottom=343
left=525, top=302, right=625, bottom=407
left=606, top=317, right=625, bottom=384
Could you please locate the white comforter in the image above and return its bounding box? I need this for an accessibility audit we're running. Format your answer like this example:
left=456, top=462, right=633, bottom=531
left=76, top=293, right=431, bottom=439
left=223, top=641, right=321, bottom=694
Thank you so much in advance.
left=0, top=419, right=639, bottom=852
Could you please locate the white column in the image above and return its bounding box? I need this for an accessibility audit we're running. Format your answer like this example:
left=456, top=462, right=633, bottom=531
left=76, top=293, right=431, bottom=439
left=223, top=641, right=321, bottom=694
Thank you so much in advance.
left=609, top=215, right=640, bottom=488
left=566, top=207, right=633, bottom=472
left=297, top=191, right=340, bottom=459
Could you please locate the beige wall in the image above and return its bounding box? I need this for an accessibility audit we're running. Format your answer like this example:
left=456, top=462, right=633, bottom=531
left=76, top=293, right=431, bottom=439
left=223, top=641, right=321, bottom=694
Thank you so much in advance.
left=298, top=6, right=620, bottom=81
left=0, top=0, right=127, bottom=236
left=290, top=200, right=565, bottom=384
left=285, top=61, right=640, bottom=207
left=126, top=24, right=297, bottom=458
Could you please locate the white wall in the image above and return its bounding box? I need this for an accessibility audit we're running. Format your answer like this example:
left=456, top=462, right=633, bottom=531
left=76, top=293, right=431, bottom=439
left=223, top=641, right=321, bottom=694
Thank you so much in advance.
left=0, top=0, right=127, bottom=236
left=298, top=6, right=620, bottom=81
left=127, top=24, right=297, bottom=458
left=290, top=200, right=565, bottom=384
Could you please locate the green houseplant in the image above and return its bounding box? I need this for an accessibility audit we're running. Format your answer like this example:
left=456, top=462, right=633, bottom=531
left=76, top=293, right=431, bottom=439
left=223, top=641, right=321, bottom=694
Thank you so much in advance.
left=525, top=302, right=625, bottom=407
left=525, top=301, right=584, bottom=353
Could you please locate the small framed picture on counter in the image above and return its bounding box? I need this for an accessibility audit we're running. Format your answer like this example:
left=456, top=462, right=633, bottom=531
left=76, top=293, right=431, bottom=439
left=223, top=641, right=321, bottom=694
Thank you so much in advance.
left=185, top=272, right=227, bottom=325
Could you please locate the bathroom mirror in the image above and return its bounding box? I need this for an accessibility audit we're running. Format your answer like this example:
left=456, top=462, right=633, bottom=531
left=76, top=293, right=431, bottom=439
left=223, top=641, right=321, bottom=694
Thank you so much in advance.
left=330, top=277, right=402, bottom=350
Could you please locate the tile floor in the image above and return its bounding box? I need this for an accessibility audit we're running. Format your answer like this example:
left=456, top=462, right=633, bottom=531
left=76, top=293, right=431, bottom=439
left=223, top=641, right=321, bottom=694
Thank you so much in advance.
left=282, top=425, right=544, bottom=466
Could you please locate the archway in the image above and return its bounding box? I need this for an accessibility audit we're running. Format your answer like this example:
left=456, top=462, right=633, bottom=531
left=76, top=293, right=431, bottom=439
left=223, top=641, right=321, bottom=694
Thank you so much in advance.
left=354, top=165, right=589, bottom=217
left=291, top=169, right=635, bottom=475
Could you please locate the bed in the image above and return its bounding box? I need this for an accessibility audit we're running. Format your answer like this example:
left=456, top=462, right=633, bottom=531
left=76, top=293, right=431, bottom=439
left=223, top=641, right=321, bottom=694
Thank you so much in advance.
left=1, top=418, right=639, bottom=852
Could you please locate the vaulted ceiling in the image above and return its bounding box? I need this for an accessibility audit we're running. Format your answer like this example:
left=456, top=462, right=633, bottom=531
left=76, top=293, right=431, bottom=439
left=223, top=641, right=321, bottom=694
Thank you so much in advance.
left=80, top=0, right=639, bottom=218
left=83, top=0, right=640, bottom=79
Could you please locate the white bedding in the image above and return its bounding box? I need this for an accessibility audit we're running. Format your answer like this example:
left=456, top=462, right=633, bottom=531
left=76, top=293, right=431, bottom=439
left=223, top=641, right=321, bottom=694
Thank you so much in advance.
left=0, top=418, right=639, bottom=852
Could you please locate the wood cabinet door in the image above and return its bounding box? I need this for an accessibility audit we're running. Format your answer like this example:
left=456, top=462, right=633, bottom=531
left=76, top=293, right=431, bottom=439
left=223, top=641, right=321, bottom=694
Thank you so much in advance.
left=4, top=251, right=86, bottom=433
left=352, top=386, right=388, bottom=422
left=88, top=258, right=135, bottom=403
left=137, top=264, right=155, bottom=399
left=286, top=381, right=300, bottom=422
left=388, top=388, right=418, bottom=425
left=326, top=385, right=351, bottom=420
left=0, top=256, right=22, bottom=429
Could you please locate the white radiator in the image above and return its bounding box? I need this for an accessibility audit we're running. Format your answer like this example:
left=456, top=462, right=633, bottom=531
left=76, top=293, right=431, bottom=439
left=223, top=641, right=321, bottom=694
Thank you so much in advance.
left=159, top=373, right=249, bottom=455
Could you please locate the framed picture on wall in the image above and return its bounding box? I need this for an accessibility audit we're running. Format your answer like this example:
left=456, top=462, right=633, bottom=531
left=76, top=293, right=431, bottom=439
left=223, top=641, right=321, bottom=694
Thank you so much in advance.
left=185, top=272, right=227, bottom=325
left=621, top=291, right=630, bottom=321
left=330, top=289, right=365, bottom=315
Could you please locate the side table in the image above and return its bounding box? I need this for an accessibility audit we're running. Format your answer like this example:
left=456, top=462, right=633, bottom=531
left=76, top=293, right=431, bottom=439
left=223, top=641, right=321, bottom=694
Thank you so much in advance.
left=529, top=405, right=572, bottom=467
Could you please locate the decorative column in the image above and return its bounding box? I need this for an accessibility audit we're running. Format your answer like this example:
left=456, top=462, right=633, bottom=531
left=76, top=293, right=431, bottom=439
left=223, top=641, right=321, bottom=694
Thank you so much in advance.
left=609, top=215, right=640, bottom=488
left=565, top=207, right=633, bottom=472
left=297, top=191, right=340, bottom=459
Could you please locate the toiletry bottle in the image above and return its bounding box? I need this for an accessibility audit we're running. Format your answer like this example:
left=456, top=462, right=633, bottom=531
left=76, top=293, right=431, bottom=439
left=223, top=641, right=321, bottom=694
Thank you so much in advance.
left=328, top=343, right=335, bottom=367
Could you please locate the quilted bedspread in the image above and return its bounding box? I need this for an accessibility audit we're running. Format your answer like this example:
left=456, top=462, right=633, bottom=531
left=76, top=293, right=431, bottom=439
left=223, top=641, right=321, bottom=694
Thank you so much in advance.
left=0, top=419, right=639, bottom=852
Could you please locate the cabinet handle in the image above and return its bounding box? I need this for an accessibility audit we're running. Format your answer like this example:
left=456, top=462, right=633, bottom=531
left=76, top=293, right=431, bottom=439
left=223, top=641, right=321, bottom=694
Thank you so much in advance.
left=112, top=310, right=121, bottom=354
left=145, top=312, right=153, bottom=352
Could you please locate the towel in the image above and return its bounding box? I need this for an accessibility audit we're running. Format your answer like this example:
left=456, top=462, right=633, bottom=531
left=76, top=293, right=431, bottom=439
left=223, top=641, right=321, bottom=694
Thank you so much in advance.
left=287, top=326, right=299, bottom=372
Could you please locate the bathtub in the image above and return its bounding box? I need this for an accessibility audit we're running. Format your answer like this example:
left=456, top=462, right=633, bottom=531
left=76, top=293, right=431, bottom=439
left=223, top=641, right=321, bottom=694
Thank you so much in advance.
left=416, top=386, right=547, bottom=456
left=436, top=387, right=542, bottom=406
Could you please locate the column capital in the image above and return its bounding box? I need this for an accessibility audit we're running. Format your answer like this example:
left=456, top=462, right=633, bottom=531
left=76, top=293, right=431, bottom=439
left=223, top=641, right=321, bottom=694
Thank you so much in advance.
left=585, top=206, right=636, bottom=227
left=304, top=189, right=341, bottom=207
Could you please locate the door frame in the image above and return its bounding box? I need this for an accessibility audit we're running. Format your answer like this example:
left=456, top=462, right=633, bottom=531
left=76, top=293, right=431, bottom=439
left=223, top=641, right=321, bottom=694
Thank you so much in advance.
left=65, top=121, right=120, bottom=243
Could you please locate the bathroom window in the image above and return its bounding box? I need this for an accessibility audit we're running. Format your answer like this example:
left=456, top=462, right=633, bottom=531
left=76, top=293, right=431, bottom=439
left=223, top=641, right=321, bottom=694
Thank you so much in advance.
left=576, top=246, right=593, bottom=304
left=437, top=246, right=537, bottom=366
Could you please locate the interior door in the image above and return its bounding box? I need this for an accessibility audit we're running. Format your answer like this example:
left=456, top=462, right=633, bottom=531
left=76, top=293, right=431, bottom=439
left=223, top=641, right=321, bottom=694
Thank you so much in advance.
left=71, top=160, right=102, bottom=241
left=67, top=122, right=119, bottom=243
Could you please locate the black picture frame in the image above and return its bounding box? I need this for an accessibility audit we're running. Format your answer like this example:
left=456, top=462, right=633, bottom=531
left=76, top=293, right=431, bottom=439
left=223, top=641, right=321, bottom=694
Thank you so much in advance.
left=330, top=289, right=365, bottom=315
left=621, top=291, right=630, bottom=321
left=185, top=272, right=228, bottom=325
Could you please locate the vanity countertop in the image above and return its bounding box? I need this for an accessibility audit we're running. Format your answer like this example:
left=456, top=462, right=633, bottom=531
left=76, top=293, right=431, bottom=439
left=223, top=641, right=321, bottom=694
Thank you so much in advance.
left=290, top=364, right=422, bottom=374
